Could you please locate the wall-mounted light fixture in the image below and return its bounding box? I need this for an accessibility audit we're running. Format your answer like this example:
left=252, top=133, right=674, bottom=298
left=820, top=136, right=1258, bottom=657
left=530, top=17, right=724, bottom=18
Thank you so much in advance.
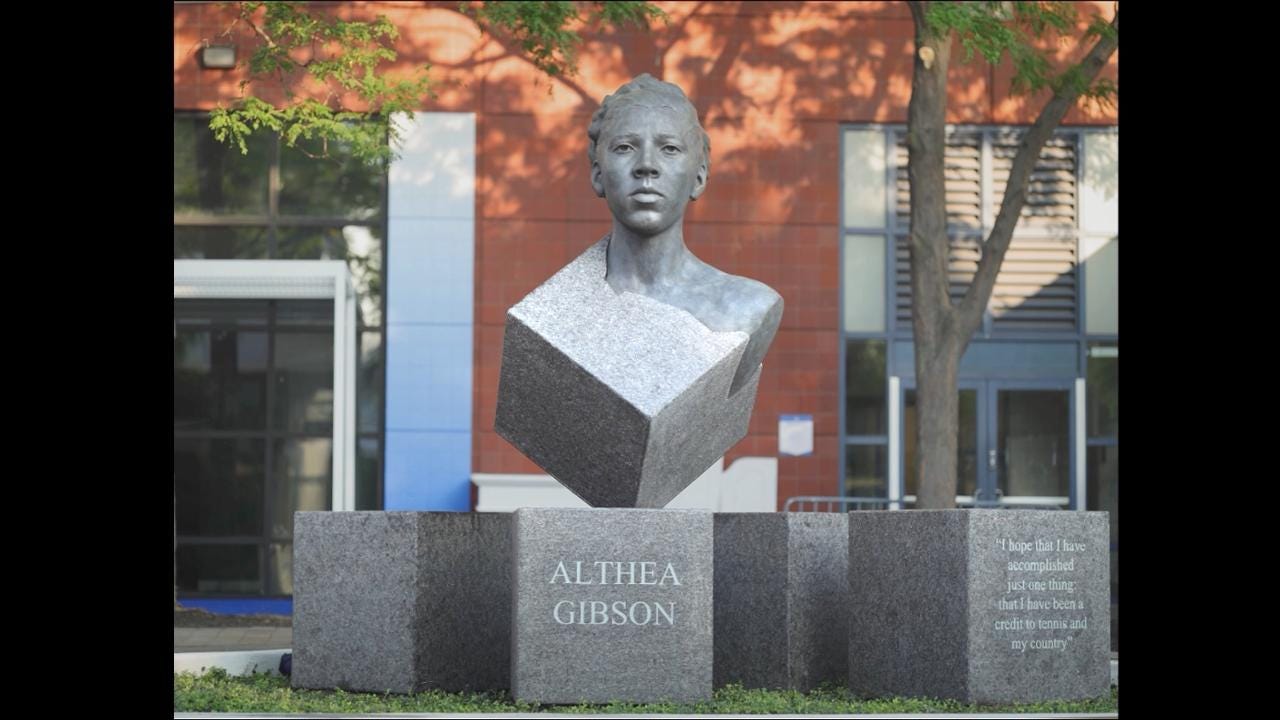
left=199, top=43, right=236, bottom=70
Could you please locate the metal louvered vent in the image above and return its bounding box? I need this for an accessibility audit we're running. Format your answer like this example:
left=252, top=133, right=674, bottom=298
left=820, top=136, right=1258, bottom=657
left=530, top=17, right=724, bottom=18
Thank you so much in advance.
left=894, top=130, right=983, bottom=233
left=894, top=235, right=1077, bottom=333
left=894, top=235, right=974, bottom=331
left=893, top=129, right=1079, bottom=334
left=989, top=238, right=1077, bottom=331
left=991, top=130, right=1078, bottom=231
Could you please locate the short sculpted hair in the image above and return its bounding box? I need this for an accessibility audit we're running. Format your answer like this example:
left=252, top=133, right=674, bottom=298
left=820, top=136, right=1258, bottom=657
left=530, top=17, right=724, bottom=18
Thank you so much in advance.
left=587, top=73, right=711, bottom=178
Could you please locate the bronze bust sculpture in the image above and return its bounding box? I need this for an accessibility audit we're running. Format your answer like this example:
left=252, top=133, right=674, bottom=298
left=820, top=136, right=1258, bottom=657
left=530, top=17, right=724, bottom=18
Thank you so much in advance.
left=495, top=74, right=784, bottom=508
left=590, top=74, right=783, bottom=394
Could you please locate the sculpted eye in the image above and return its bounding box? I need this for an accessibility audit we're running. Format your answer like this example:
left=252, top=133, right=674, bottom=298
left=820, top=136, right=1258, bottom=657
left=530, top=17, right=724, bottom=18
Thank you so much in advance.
left=662, top=145, right=681, bottom=155
left=613, top=143, right=633, bottom=153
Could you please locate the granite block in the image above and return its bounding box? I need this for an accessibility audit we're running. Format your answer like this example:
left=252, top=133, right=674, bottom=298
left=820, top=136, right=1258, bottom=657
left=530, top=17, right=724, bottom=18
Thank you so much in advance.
left=292, top=512, right=511, bottom=693
left=847, top=510, right=1111, bottom=704
left=713, top=514, right=787, bottom=690
left=787, top=513, right=850, bottom=691
left=495, top=239, right=760, bottom=508
left=511, top=507, right=714, bottom=704
left=714, top=513, right=848, bottom=691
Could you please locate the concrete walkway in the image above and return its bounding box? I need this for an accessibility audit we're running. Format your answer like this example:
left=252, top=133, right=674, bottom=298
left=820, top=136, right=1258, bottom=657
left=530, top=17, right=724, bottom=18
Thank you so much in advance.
left=174, top=626, right=292, bottom=653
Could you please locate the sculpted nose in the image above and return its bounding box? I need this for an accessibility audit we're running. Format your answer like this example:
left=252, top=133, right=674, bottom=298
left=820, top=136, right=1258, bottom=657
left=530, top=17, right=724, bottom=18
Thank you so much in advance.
left=633, top=146, right=659, bottom=178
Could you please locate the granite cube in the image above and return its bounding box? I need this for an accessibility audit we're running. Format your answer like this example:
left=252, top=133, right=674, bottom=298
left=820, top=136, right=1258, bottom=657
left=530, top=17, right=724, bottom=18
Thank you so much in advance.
left=292, top=512, right=511, bottom=693
left=495, top=239, right=761, bottom=508
left=511, top=507, right=714, bottom=704
left=714, top=513, right=848, bottom=691
left=847, top=510, right=1111, bottom=704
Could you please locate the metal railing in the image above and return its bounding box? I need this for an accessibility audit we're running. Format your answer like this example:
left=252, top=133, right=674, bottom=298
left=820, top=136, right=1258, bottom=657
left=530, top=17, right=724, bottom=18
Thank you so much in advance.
left=783, top=496, right=901, bottom=512
left=782, top=495, right=1070, bottom=512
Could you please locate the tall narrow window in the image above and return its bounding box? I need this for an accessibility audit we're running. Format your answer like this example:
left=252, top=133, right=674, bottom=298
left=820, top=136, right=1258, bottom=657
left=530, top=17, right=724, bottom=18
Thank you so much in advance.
left=840, top=128, right=891, bottom=504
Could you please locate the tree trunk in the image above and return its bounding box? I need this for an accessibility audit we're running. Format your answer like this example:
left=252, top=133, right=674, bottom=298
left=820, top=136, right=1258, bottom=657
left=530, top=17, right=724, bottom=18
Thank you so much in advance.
left=906, top=1, right=961, bottom=509
left=915, top=338, right=962, bottom=508
left=904, top=3, right=1118, bottom=509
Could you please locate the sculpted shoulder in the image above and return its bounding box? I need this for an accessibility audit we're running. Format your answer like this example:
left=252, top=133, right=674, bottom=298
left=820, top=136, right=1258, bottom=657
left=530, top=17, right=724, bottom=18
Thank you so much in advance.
left=678, top=259, right=781, bottom=335
left=676, top=260, right=783, bottom=395
left=720, top=273, right=783, bottom=335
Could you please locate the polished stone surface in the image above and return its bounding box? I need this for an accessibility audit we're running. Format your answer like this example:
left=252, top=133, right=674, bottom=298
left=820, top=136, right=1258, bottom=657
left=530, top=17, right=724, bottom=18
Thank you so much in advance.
left=511, top=507, right=713, bottom=704
left=496, top=239, right=760, bottom=508
left=714, top=513, right=847, bottom=692
left=292, top=512, right=511, bottom=693
left=847, top=510, right=1111, bottom=704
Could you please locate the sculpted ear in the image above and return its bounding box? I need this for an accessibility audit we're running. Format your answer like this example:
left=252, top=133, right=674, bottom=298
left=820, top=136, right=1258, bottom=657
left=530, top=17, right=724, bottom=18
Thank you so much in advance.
left=591, top=161, right=606, bottom=198
left=689, top=159, right=708, bottom=201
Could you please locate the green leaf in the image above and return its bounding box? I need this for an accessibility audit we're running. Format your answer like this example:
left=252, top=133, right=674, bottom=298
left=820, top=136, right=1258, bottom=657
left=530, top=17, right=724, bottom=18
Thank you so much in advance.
left=211, top=1, right=665, bottom=164
left=924, top=1, right=1115, bottom=105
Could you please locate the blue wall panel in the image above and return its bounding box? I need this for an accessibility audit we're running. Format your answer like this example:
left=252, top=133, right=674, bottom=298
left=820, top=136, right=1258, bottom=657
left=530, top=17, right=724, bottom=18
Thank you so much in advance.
left=387, top=217, right=475, bottom=325
left=385, top=430, right=472, bottom=510
left=384, top=112, right=476, bottom=510
left=385, top=324, right=473, bottom=432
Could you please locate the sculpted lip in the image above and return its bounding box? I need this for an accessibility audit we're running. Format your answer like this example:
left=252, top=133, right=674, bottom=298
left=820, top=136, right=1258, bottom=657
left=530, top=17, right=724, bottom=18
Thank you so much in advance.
left=630, top=189, right=664, bottom=202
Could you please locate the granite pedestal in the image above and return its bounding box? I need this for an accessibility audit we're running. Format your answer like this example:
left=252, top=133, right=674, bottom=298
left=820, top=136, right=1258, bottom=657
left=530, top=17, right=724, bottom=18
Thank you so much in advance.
left=847, top=510, right=1111, bottom=704
left=714, top=513, right=848, bottom=691
left=511, top=507, right=713, bottom=704
left=292, top=512, right=511, bottom=693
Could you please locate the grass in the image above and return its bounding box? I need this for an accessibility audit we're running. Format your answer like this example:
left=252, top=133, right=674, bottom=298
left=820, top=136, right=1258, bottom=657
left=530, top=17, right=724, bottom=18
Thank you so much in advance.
left=175, top=669, right=1118, bottom=714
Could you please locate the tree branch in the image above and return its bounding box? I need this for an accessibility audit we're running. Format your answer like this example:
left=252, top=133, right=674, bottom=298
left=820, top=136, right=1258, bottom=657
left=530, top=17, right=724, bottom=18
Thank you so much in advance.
left=240, top=13, right=279, bottom=51
left=957, top=10, right=1119, bottom=336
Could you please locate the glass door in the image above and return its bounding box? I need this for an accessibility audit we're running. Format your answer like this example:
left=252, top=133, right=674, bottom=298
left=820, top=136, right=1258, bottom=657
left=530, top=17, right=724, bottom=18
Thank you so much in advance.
left=989, top=383, right=1073, bottom=508
left=901, top=383, right=984, bottom=507
left=174, top=298, right=336, bottom=598
left=900, top=381, right=1074, bottom=508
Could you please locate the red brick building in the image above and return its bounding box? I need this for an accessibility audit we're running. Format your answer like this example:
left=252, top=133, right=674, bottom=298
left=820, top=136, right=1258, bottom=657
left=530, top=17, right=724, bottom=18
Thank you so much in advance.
left=174, top=1, right=1118, bottom=643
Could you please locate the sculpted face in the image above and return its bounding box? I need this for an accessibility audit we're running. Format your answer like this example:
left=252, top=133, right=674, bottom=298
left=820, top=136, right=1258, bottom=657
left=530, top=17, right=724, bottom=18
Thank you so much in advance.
left=591, top=102, right=708, bottom=238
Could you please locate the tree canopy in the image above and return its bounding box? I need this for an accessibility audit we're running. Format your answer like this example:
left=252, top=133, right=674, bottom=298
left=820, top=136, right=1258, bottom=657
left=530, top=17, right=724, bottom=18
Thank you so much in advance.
left=208, top=1, right=665, bottom=164
left=195, top=1, right=1118, bottom=510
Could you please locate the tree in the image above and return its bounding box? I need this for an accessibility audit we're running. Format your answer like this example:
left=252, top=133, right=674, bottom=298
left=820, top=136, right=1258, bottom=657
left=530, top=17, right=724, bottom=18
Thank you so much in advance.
left=202, top=1, right=1117, bottom=510
left=905, top=2, right=1117, bottom=508
left=208, top=1, right=665, bottom=164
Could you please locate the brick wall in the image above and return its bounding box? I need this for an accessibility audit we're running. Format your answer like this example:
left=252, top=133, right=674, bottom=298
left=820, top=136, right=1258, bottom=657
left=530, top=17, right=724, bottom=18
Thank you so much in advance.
left=175, top=1, right=1118, bottom=508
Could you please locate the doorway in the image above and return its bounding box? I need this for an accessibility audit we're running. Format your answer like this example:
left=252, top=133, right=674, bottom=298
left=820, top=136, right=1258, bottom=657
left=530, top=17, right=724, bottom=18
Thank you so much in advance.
left=174, top=260, right=358, bottom=602
left=901, top=381, right=1075, bottom=508
left=174, top=297, right=336, bottom=597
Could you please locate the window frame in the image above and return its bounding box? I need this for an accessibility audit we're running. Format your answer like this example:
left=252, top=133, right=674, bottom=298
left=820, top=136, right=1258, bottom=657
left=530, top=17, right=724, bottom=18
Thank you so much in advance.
left=839, top=123, right=1099, bottom=504
left=174, top=260, right=359, bottom=513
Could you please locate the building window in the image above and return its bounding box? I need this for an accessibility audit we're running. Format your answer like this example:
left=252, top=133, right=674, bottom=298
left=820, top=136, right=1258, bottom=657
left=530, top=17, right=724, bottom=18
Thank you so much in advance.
left=844, top=339, right=888, bottom=500
left=173, top=114, right=387, bottom=599
left=840, top=128, right=891, bottom=504
left=888, top=128, right=1082, bottom=336
left=173, top=114, right=385, bottom=326
left=175, top=298, right=335, bottom=596
left=841, top=123, right=1116, bottom=648
left=841, top=124, right=1107, bottom=493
